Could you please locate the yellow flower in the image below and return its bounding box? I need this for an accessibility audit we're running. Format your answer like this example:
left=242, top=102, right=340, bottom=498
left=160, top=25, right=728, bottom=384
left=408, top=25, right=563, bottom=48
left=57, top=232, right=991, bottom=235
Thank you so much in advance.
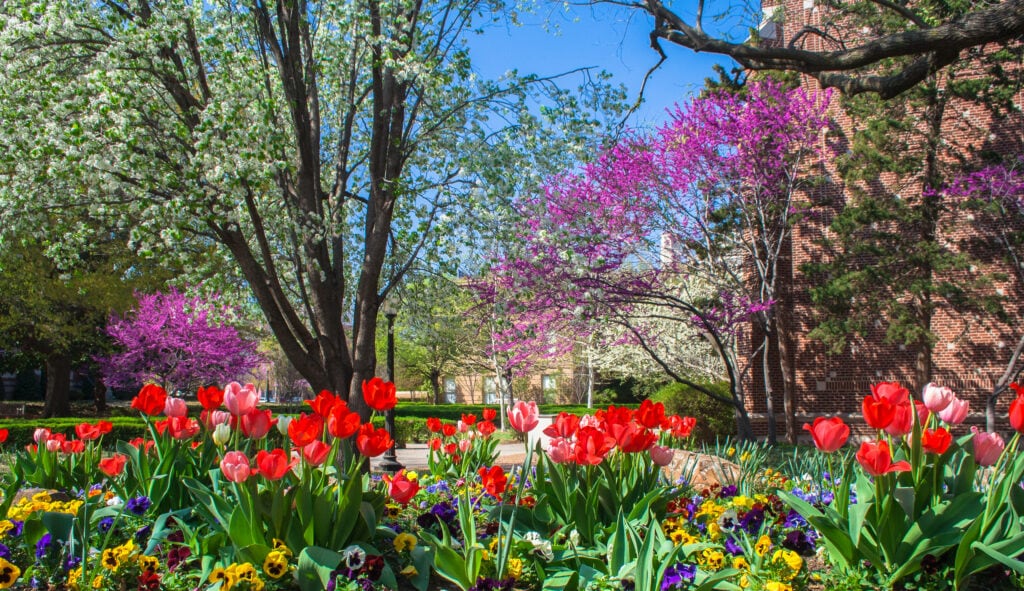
left=263, top=551, right=290, bottom=580
left=101, top=548, right=121, bottom=571
left=755, top=535, right=772, bottom=557
left=233, top=562, right=258, bottom=581
left=400, top=565, right=418, bottom=577
left=507, top=557, right=524, bottom=580
left=209, top=567, right=236, bottom=590
left=740, top=451, right=751, bottom=463
left=138, top=555, right=159, bottom=574
left=738, top=574, right=750, bottom=588
left=0, top=521, right=13, bottom=539
left=394, top=533, right=417, bottom=552
left=91, top=575, right=103, bottom=590
left=772, top=549, right=803, bottom=580
left=732, top=556, right=749, bottom=570
left=0, top=558, right=19, bottom=590
left=68, top=566, right=82, bottom=591
left=406, top=470, right=419, bottom=480
left=700, top=548, right=725, bottom=571
left=765, top=582, right=793, bottom=591
left=272, top=539, right=293, bottom=559
left=706, top=521, right=721, bottom=540
left=727, top=447, right=736, bottom=457
left=731, top=496, right=754, bottom=509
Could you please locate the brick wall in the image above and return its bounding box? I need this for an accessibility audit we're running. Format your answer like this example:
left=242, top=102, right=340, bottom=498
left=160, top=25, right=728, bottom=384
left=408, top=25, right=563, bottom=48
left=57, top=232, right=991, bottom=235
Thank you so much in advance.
left=746, top=0, right=1024, bottom=438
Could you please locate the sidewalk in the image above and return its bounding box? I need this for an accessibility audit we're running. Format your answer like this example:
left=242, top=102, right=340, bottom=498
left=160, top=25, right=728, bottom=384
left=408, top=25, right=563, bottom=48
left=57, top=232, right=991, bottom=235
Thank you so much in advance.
left=370, top=442, right=529, bottom=472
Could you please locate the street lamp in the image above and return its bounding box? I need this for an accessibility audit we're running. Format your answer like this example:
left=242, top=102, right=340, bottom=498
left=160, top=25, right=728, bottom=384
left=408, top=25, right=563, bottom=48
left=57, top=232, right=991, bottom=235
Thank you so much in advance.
left=379, top=297, right=404, bottom=473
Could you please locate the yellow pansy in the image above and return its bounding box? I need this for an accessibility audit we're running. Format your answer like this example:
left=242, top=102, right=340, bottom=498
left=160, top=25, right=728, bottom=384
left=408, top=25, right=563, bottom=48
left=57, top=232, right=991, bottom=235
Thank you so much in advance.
left=272, top=539, right=293, bottom=559
left=765, top=582, right=793, bottom=591
left=700, top=548, right=725, bottom=571
left=755, top=535, right=772, bottom=557
left=732, top=556, right=749, bottom=570
left=740, top=451, right=751, bottom=463
left=727, top=447, right=736, bottom=457
left=507, top=557, right=524, bottom=577
left=400, top=565, right=418, bottom=577
left=738, top=574, right=750, bottom=588
left=101, top=548, right=121, bottom=571
left=0, top=558, right=19, bottom=590
left=394, top=533, right=417, bottom=552
left=772, top=549, right=803, bottom=580
left=263, top=551, right=290, bottom=580
left=137, top=555, right=159, bottom=574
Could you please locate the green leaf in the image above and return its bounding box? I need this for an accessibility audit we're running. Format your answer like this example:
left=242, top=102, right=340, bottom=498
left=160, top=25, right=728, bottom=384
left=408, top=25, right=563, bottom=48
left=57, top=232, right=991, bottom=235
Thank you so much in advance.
left=41, top=511, right=75, bottom=542
left=297, top=546, right=343, bottom=591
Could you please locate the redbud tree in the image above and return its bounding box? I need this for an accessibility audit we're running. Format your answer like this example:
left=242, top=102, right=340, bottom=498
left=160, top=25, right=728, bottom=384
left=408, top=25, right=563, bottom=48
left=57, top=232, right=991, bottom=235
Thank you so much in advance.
left=97, top=288, right=262, bottom=393
left=479, top=80, right=830, bottom=440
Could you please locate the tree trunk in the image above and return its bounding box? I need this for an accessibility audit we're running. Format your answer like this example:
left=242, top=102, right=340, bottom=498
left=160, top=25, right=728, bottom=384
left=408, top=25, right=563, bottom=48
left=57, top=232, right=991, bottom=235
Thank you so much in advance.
left=43, top=355, right=72, bottom=418
left=430, top=372, right=441, bottom=405
left=775, top=311, right=798, bottom=444
left=94, top=375, right=107, bottom=413
left=762, top=334, right=777, bottom=444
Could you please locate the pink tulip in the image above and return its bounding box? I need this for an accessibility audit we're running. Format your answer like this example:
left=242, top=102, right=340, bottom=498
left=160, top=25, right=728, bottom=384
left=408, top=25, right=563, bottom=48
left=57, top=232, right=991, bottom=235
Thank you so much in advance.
left=938, top=397, right=969, bottom=425
left=211, top=410, right=231, bottom=426
left=164, top=397, right=188, bottom=417
left=922, top=383, right=955, bottom=413
left=545, top=437, right=573, bottom=464
left=508, top=400, right=540, bottom=433
left=240, top=408, right=275, bottom=439
left=457, top=420, right=470, bottom=433
left=224, top=382, right=259, bottom=416
left=46, top=439, right=61, bottom=453
left=579, top=414, right=601, bottom=429
left=971, top=427, right=1004, bottom=466
left=33, top=428, right=51, bottom=444
left=459, top=439, right=472, bottom=453
left=649, top=445, right=675, bottom=467
left=302, top=440, right=331, bottom=467
left=884, top=402, right=914, bottom=436
left=220, top=451, right=251, bottom=482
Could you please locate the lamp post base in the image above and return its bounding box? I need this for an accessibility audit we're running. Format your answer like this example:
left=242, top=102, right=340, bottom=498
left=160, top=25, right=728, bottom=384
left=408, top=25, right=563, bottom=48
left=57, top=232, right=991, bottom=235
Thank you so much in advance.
left=379, top=453, right=404, bottom=473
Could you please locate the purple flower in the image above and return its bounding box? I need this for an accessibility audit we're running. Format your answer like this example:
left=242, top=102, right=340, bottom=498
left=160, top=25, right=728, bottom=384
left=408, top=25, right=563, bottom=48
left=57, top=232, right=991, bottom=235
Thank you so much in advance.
left=783, top=529, right=815, bottom=555
left=0, top=543, right=9, bottom=560
left=718, top=485, right=738, bottom=498
left=135, top=524, right=152, bottom=542
left=35, top=533, right=53, bottom=560
left=661, top=563, right=697, bottom=589
left=724, top=537, right=743, bottom=555
left=98, top=517, right=115, bottom=533
left=739, top=507, right=764, bottom=533
left=126, top=496, right=151, bottom=515
left=7, top=521, right=22, bottom=537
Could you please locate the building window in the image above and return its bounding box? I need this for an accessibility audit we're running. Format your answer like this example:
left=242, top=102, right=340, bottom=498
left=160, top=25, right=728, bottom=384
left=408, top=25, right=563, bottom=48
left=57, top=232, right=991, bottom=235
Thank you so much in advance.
left=542, top=374, right=558, bottom=403
left=483, top=377, right=497, bottom=405
left=444, top=377, right=457, bottom=404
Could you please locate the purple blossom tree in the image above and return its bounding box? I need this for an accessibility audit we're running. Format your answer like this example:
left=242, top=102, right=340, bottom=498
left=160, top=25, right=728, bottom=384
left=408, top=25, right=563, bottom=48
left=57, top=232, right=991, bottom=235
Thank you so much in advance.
left=478, top=80, right=831, bottom=440
left=96, top=287, right=262, bottom=393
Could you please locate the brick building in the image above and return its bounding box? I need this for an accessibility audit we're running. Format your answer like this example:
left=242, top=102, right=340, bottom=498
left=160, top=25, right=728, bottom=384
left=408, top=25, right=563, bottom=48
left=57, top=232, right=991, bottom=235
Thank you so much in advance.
left=746, top=0, right=1024, bottom=438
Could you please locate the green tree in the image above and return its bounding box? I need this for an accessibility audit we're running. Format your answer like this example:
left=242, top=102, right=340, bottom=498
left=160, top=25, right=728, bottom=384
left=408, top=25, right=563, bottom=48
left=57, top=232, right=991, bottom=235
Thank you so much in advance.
left=0, top=0, right=622, bottom=419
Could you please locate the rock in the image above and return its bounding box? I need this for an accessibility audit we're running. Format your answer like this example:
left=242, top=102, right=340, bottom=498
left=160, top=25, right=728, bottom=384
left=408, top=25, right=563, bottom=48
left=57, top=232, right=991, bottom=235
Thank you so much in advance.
left=662, top=450, right=741, bottom=490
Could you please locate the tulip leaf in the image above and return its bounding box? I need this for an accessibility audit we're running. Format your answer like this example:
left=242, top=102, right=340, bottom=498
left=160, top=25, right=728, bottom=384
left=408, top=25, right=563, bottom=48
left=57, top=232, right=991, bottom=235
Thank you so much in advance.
left=296, top=546, right=343, bottom=591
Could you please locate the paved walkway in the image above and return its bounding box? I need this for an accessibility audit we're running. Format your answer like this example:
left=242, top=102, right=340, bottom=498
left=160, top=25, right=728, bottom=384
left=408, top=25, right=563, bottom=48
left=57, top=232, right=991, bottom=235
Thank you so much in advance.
left=369, top=442, right=530, bottom=472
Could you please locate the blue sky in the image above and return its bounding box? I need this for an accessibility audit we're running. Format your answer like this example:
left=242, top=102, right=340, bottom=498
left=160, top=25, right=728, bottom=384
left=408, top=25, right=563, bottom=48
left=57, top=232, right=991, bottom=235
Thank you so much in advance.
left=467, top=4, right=738, bottom=128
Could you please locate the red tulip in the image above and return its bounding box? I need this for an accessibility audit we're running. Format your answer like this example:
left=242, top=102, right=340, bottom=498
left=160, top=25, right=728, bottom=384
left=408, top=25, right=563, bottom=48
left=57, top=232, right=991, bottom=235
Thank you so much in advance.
left=610, top=422, right=657, bottom=453
left=802, top=417, right=850, bottom=453
left=288, top=413, right=324, bottom=447
left=441, top=424, right=457, bottom=438
left=0, top=428, right=7, bottom=444
left=921, top=427, right=952, bottom=455
left=597, top=405, right=633, bottom=428
left=478, top=465, right=508, bottom=500
left=98, top=454, right=128, bottom=477
left=542, top=412, right=580, bottom=439
left=508, top=400, right=539, bottom=433
left=168, top=416, right=201, bottom=440
left=862, top=395, right=896, bottom=430
left=426, top=417, right=442, bottom=432
left=883, top=402, right=914, bottom=436
left=444, top=442, right=457, bottom=455
left=363, top=377, right=397, bottom=412
left=75, top=422, right=104, bottom=441
left=871, top=382, right=910, bottom=405
left=132, top=384, right=168, bottom=416
left=667, top=415, right=697, bottom=438
left=461, top=413, right=477, bottom=426
left=1010, top=387, right=1024, bottom=434
left=326, top=403, right=361, bottom=439
left=220, top=451, right=251, bottom=482
left=62, top=440, right=86, bottom=454
left=573, top=426, right=615, bottom=465
left=634, top=400, right=666, bottom=429
left=482, top=408, right=497, bottom=421
left=383, top=470, right=420, bottom=505
left=356, top=423, right=393, bottom=457
left=476, top=420, right=496, bottom=437
left=855, top=440, right=911, bottom=477
left=307, top=390, right=342, bottom=417
left=197, top=385, right=224, bottom=410
left=428, top=437, right=441, bottom=451
left=254, top=449, right=294, bottom=481
left=302, top=440, right=331, bottom=466
left=97, top=420, right=113, bottom=435
left=241, top=408, right=275, bottom=439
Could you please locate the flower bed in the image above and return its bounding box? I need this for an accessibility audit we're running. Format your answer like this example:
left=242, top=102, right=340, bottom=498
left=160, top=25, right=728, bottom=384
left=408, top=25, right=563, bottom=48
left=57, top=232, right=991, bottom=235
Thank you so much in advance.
left=1, top=380, right=1023, bottom=590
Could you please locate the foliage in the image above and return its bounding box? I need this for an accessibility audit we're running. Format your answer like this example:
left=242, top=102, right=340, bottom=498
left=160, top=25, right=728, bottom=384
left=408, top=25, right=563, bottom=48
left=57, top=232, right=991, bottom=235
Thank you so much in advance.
left=651, top=383, right=736, bottom=442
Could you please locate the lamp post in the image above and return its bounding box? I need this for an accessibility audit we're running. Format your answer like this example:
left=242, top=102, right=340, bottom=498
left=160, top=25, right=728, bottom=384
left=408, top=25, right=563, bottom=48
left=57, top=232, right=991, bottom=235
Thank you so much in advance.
left=380, top=298, right=404, bottom=473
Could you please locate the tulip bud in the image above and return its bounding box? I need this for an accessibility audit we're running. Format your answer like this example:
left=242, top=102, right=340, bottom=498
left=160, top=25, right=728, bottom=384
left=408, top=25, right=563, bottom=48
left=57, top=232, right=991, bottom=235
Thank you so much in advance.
left=277, top=416, right=293, bottom=436
left=212, top=423, right=232, bottom=446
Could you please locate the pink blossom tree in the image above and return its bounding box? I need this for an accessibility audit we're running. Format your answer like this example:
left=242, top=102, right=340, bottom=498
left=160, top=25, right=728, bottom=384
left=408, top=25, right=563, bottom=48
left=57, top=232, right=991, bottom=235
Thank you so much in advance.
left=479, top=80, right=831, bottom=440
left=97, top=287, right=263, bottom=393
